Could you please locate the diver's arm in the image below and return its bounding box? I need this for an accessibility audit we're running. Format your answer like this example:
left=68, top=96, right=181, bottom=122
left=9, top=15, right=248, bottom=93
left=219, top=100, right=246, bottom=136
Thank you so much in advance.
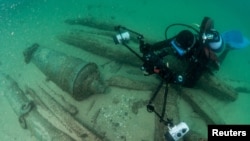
left=141, top=55, right=199, bottom=87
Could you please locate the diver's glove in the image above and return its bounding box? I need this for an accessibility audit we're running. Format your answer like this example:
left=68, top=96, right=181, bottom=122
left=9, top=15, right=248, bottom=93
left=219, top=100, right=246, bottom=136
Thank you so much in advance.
left=141, top=51, right=163, bottom=75
left=142, top=61, right=185, bottom=85
left=141, top=51, right=184, bottom=84
left=141, top=62, right=155, bottom=75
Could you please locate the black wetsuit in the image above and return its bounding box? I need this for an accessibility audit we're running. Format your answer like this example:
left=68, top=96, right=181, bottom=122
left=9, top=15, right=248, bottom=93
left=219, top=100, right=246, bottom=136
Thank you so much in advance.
left=141, top=37, right=212, bottom=87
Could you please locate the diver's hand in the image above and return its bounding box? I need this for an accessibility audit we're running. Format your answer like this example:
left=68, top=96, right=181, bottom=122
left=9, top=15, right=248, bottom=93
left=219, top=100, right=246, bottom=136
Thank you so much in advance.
left=141, top=51, right=162, bottom=75
left=141, top=63, right=155, bottom=75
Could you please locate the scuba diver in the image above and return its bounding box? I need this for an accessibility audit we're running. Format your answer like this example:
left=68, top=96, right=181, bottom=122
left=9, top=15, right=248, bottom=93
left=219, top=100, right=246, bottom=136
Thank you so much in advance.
left=113, top=16, right=224, bottom=141
left=139, top=17, right=223, bottom=88
left=114, top=17, right=223, bottom=88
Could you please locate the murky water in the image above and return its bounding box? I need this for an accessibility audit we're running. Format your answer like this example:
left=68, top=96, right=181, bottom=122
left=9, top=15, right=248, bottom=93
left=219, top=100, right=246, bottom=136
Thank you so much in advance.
left=0, top=0, right=249, bottom=141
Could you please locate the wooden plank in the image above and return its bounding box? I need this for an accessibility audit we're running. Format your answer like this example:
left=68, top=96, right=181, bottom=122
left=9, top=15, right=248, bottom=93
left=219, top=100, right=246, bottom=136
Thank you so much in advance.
left=175, top=87, right=225, bottom=125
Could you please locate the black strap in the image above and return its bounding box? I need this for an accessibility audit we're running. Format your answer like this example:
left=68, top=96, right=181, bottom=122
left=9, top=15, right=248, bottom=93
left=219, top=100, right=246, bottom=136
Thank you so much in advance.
left=147, top=80, right=173, bottom=126
left=147, top=80, right=164, bottom=106
left=122, top=42, right=144, bottom=62
left=161, top=85, right=168, bottom=122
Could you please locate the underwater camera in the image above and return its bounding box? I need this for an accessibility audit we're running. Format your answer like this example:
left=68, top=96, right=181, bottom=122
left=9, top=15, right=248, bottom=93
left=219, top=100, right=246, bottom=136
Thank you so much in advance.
left=113, top=25, right=143, bottom=44
left=165, top=122, right=189, bottom=141
left=113, top=31, right=130, bottom=44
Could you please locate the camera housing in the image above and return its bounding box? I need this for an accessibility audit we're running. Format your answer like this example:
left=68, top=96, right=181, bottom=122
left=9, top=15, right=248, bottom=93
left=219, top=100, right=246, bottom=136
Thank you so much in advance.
left=165, top=122, right=189, bottom=141
left=113, top=31, right=130, bottom=44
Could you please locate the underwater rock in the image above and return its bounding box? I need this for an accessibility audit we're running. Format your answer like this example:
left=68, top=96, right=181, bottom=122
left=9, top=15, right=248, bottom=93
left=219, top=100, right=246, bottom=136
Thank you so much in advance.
left=0, top=72, right=75, bottom=141
left=23, top=43, right=106, bottom=101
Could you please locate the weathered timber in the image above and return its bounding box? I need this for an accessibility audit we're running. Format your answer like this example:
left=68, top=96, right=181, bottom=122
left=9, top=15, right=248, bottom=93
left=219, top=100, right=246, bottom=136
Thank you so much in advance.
left=0, top=72, right=75, bottom=141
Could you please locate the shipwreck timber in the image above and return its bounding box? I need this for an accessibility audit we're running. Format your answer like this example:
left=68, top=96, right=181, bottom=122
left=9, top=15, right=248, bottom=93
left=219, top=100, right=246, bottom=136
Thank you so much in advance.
left=57, top=24, right=238, bottom=102
left=57, top=29, right=142, bottom=67
left=56, top=19, right=240, bottom=140
left=25, top=85, right=104, bottom=141
left=0, top=72, right=75, bottom=141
